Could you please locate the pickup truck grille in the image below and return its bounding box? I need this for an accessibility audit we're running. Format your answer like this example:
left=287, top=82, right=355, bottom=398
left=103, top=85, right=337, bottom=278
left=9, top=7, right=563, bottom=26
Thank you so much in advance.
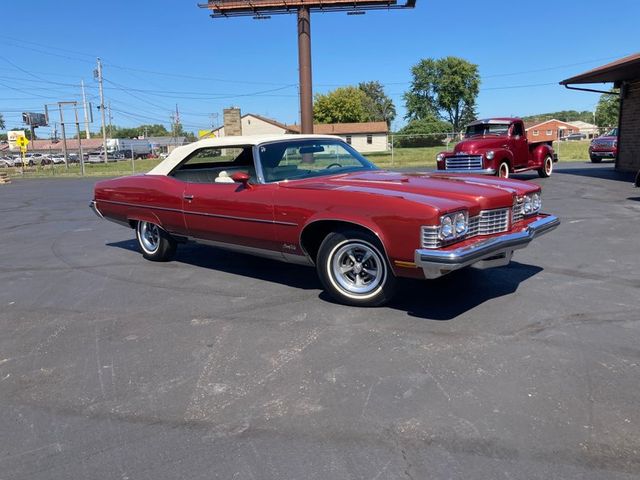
left=592, top=139, right=615, bottom=148
left=421, top=208, right=510, bottom=249
left=445, top=155, right=483, bottom=171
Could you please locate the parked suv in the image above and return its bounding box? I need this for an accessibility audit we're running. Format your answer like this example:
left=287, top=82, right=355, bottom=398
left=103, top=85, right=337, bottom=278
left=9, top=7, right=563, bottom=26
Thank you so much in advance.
left=589, top=128, right=617, bottom=163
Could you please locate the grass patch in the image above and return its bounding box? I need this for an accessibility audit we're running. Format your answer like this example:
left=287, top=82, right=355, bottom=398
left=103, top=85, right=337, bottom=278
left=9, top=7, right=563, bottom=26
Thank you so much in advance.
left=5, top=158, right=163, bottom=178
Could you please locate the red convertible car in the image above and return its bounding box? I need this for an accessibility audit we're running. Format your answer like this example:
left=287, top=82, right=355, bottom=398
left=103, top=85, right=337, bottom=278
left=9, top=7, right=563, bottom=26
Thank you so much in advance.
left=91, top=135, right=559, bottom=306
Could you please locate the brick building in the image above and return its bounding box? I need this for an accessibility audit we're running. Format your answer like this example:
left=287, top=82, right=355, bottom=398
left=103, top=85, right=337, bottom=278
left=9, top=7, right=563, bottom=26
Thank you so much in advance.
left=561, top=53, right=640, bottom=172
left=524, top=119, right=580, bottom=141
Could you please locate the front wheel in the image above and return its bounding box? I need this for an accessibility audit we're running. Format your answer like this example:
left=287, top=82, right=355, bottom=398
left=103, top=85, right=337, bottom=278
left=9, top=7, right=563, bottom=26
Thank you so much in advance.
left=538, top=155, right=554, bottom=178
left=135, top=221, right=176, bottom=261
left=496, top=161, right=510, bottom=178
left=316, top=230, right=396, bottom=307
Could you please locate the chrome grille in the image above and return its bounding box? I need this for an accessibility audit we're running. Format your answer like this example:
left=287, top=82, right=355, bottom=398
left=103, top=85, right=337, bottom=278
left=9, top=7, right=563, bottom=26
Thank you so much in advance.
left=421, top=226, right=440, bottom=249
left=512, top=200, right=524, bottom=224
left=468, top=208, right=510, bottom=236
left=445, top=155, right=483, bottom=171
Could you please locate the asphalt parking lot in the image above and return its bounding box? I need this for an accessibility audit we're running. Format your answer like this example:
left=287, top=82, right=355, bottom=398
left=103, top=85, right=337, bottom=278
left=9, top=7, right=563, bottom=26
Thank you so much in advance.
left=1, top=162, right=639, bottom=479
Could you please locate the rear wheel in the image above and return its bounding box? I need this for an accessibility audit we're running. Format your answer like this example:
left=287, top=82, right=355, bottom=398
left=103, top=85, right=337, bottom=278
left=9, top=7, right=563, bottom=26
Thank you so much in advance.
left=497, top=161, right=510, bottom=178
left=538, top=155, right=553, bottom=178
left=316, top=229, right=396, bottom=307
left=135, top=221, right=176, bottom=261
left=590, top=155, right=602, bottom=163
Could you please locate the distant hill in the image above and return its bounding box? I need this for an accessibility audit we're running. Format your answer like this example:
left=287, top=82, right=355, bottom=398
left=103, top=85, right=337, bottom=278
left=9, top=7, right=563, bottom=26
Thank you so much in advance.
left=521, top=110, right=594, bottom=125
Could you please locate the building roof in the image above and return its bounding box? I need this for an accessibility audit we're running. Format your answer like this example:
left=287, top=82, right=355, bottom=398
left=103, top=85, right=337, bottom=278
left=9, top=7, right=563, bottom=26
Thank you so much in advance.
left=147, top=134, right=343, bottom=176
left=524, top=119, right=579, bottom=130
left=210, top=113, right=295, bottom=133
left=560, top=52, right=640, bottom=85
left=567, top=120, right=598, bottom=130
left=287, top=121, right=389, bottom=134
left=147, top=136, right=187, bottom=147
left=27, top=138, right=105, bottom=151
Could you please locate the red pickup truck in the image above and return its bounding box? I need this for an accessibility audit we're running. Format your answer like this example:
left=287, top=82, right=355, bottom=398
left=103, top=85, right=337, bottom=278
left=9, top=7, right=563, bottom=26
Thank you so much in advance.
left=436, top=118, right=557, bottom=178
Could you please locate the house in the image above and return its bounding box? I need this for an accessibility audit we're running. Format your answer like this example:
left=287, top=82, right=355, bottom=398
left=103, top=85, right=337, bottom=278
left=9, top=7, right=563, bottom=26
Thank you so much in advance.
left=209, top=112, right=390, bottom=153
left=524, top=119, right=580, bottom=141
left=287, top=121, right=389, bottom=153
left=19, top=138, right=105, bottom=154
left=566, top=120, right=599, bottom=138
left=209, top=113, right=294, bottom=137
left=561, top=52, right=640, bottom=172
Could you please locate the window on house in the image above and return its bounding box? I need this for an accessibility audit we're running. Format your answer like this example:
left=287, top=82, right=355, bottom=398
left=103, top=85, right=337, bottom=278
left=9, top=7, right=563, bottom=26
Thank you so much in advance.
left=533, top=130, right=539, bottom=136
left=366, top=134, right=373, bottom=144
left=345, top=135, right=352, bottom=145
left=546, top=130, right=552, bottom=136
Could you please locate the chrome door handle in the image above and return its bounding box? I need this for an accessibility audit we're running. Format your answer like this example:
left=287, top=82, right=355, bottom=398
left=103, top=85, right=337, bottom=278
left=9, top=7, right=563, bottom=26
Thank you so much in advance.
left=183, top=194, right=194, bottom=201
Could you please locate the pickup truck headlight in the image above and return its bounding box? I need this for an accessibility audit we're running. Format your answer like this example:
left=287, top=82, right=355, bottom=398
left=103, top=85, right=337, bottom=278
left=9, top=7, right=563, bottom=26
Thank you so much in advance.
left=439, top=211, right=468, bottom=241
left=436, top=153, right=445, bottom=162
left=485, top=150, right=495, bottom=160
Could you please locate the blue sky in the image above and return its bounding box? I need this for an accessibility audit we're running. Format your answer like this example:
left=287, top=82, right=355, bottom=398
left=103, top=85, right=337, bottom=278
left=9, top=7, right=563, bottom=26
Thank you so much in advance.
left=1, top=0, right=638, bottom=136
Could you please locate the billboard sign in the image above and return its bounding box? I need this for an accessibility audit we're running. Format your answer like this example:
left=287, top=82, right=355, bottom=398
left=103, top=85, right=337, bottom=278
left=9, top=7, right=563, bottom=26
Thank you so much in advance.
left=22, top=112, right=48, bottom=127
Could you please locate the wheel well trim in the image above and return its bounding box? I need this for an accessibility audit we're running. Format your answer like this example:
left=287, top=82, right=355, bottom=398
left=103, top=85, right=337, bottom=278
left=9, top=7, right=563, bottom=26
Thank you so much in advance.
left=299, top=218, right=391, bottom=267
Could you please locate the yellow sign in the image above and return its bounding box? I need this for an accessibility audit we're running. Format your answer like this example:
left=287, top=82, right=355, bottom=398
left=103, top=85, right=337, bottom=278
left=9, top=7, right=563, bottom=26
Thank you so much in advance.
left=16, top=136, right=29, bottom=147
left=198, top=130, right=216, bottom=139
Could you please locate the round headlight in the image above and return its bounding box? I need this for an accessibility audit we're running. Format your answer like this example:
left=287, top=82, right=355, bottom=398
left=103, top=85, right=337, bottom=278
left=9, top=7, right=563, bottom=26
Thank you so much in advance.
left=436, top=153, right=445, bottom=162
left=440, top=216, right=454, bottom=239
left=532, top=193, right=541, bottom=211
left=454, top=212, right=467, bottom=234
left=486, top=150, right=495, bottom=160
left=523, top=196, right=533, bottom=214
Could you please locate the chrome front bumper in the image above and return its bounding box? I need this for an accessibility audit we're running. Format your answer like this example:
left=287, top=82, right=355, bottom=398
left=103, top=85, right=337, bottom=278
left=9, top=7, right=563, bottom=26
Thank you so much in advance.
left=415, top=215, right=560, bottom=279
left=443, top=168, right=496, bottom=175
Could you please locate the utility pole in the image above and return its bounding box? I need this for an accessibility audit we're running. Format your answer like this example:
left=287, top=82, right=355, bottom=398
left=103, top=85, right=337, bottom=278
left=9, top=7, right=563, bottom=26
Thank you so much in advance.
left=73, top=102, right=85, bottom=176
left=95, top=58, right=108, bottom=163
left=57, top=103, right=69, bottom=168
left=108, top=101, right=113, bottom=138
left=81, top=80, right=91, bottom=139
left=297, top=7, right=313, bottom=134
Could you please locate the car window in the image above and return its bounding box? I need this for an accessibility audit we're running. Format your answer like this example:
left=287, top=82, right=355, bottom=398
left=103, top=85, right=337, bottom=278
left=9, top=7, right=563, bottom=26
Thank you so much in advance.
left=258, top=140, right=376, bottom=182
left=170, top=146, right=256, bottom=184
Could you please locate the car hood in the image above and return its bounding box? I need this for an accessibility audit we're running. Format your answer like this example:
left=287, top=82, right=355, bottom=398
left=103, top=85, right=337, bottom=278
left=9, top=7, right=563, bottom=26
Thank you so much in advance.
left=452, top=137, right=507, bottom=153
left=592, top=135, right=616, bottom=142
left=281, top=170, right=539, bottom=213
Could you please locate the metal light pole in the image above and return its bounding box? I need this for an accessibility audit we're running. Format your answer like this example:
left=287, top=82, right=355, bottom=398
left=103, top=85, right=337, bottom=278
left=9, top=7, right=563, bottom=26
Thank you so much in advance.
left=96, top=58, right=108, bottom=163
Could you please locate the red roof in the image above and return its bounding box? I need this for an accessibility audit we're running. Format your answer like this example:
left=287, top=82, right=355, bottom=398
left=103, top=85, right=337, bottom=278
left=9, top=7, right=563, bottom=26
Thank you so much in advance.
left=27, top=138, right=105, bottom=152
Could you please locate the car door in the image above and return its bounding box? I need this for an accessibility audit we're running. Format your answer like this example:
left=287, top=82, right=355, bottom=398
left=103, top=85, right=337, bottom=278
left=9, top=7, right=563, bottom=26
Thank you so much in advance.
left=510, top=122, right=529, bottom=169
left=176, top=146, right=280, bottom=253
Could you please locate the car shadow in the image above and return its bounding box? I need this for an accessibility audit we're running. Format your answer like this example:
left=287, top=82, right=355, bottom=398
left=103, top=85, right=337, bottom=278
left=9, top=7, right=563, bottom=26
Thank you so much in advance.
left=554, top=163, right=636, bottom=183
left=110, top=239, right=544, bottom=320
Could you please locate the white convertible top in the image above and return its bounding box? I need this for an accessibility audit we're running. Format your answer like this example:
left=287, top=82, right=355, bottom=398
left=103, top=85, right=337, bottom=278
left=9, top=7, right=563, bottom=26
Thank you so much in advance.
left=147, top=134, right=341, bottom=176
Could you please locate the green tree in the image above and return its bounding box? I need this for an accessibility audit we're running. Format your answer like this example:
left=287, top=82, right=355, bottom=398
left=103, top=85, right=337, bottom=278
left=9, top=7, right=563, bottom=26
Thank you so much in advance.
left=594, top=91, right=619, bottom=128
left=0, top=112, right=5, bottom=130
left=404, top=57, right=480, bottom=132
left=313, top=86, right=368, bottom=124
left=393, top=117, right=452, bottom=147
left=358, top=81, right=396, bottom=127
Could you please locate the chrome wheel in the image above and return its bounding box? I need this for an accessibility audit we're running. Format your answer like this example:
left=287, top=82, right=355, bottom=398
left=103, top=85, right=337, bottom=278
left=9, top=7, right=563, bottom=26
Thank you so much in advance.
left=545, top=156, right=553, bottom=176
left=138, top=221, right=160, bottom=254
left=330, top=241, right=385, bottom=296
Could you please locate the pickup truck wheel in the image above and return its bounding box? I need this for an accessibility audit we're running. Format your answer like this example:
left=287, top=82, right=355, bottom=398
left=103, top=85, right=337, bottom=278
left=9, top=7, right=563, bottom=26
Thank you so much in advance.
left=538, top=155, right=553, bottom=178
left=497, top=161, right=510, bottom=178
left=590, top=155, right=602, bottom=163
left=136, top=221, right=176, bottom=261
left=317, top=230, right=396, bottom=307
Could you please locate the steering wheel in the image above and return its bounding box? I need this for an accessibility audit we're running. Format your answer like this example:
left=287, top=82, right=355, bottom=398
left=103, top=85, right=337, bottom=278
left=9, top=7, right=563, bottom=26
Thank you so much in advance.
left=325, top=162, right=343, bottom=169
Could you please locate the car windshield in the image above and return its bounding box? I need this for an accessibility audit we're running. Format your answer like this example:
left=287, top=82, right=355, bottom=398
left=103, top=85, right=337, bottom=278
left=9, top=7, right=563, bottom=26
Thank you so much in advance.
left=605, top=127, right=618, bottom=137
left=258, top=139, right=377, bottom=182
left=464, top=123, right=510, bottom=138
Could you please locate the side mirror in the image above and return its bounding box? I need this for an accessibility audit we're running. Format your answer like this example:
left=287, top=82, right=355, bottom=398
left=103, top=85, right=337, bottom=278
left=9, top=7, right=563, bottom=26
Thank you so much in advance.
left=231, top=171, right=252, bottom=189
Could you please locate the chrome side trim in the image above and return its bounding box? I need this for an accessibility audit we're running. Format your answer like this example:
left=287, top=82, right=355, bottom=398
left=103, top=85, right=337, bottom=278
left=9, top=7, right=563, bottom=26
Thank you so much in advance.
left=89, top=200, right=103, bottom=219
left=98, top=199, right=298, bottom=226
left=189, top=237, right=313, bottom=266
left=414, top=215, right=560, bottom=279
